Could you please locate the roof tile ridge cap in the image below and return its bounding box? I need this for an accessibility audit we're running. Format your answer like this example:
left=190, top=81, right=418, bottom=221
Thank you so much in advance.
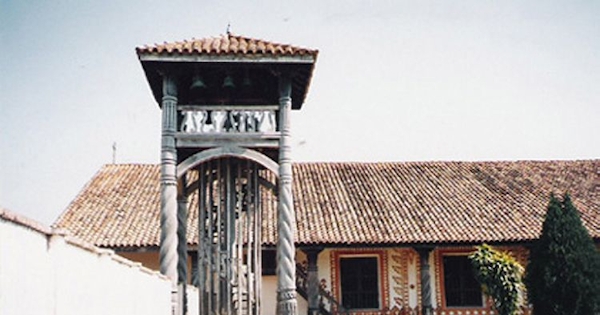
left=211, top=35, right=222, bottom=53
left=256, top=40, right=266, bottom=53
left=162, top=41, right=173, bottom=54
left=240, top=34, right=316, bottom=54
left=181, top=38, right=192, bottom=53
left=52, top=165, right=113, bottom=228
left=135, top=44, right=149, bottom=54
left=0, top=207, right=53, bottom=235
left=201, top=36, right=213, bottom=52
left=237, top=36, right=249, bottom=54
left=106, top=162, right=158, bottom=167
left=228, top=34, right=239, bottom=53
left=220, top=33, right=230, bottom=52
left=189, top=37, right=200, bottom=53
left=171, top=39, right=183, bottom=53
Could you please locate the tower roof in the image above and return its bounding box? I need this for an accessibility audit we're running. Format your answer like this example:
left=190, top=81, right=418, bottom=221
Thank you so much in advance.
left=136, top=33, right=318, bottom=109
left=136, top=33, right=318, bottom=60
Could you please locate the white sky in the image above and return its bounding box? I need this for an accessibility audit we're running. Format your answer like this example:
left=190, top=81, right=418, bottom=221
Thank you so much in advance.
left=1, top=0, right=599, bottom=225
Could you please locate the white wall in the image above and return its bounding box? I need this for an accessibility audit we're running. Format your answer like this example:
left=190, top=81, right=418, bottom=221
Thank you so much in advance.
left=0, top=216, right=177, bottom=315
left=261, top=275, right=307, bottom=315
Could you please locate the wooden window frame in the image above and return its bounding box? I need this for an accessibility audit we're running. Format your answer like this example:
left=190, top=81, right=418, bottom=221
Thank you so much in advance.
left=437, top=249, right=489, bottom=312
left=331, top=249, right=389, bottom=314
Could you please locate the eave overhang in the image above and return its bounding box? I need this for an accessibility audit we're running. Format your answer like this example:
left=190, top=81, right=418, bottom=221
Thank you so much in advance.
left=136, top=34, right=318, bottom=110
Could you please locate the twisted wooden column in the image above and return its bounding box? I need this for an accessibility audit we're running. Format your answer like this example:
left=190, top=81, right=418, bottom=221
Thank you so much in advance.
left=177, top=176, right=188, bottom=315
left=276, top=74, right=298, bottom=315
left=177, top=176, right=188, bottom=284
left=160, top=76, right=179, bottom=283
left=417, top=247, right=434, bottom=315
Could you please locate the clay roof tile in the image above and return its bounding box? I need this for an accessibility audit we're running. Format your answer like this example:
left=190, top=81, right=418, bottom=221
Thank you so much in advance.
left=54, top=161, right=600, bottom=248
left=137, top=34, right=317, bottom=58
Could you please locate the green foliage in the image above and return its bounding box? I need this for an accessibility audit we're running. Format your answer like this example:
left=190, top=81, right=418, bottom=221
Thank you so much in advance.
left=469, top=244, right=525, bottom=315
left=525, top=194, right=600, bottom=315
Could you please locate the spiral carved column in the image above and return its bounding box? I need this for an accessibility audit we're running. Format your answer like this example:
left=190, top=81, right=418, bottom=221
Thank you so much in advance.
left=160, top=76, right=179, bottom=285
left=177, top=176, right=188, bottom=315
left=276, top=74, right=297, bottom=315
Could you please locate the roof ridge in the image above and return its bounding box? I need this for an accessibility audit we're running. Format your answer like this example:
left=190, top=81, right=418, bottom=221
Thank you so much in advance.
left=136, top=33, right=318, bottom=57
left=83, top=160, right=599, bottom=168
left=1, top=206, right=52, bottom=235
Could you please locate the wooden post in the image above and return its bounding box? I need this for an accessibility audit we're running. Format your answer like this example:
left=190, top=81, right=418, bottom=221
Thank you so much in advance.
left=416, top=247, right=434, bottom=315
left=160, top=75, right=179, bottom=281
left=191, top=251, right=199, bottom=287
left=160, top=75, right=179, bottom=314
left=276, top=73, right=298, bottom=315
left=177, top=176, right=188, bottom=315
left=304, top=248, right=323, bottom=315
left=197, top=163, right=207, bottom=315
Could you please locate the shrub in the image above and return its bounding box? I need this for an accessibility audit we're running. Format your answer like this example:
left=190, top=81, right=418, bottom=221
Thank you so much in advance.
left=470, top=244, right=525, bottom=315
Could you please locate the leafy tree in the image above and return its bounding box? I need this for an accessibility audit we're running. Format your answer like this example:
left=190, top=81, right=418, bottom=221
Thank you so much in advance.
left=525, top=194, right=600, bottom=315
left=469, top=244, right=525, bottom=315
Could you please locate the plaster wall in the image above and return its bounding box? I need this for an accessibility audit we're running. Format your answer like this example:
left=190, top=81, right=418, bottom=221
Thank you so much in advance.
left=317, top=249, right=332, bottom=293
left=0, top=218, right=175, bottom=315
left=407, top=251, right=419, bottom=308
left=261, top=275, right=308, bottom=315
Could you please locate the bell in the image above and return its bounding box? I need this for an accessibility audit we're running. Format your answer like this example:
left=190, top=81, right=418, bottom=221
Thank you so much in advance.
left=190, top=75, right=206, bottom=90
left=222, top=74, right=235, bottom=89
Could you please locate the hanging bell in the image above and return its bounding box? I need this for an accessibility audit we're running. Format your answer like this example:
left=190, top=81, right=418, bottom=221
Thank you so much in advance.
left=190, top=75, right=207, bottom=90
left=222, top=74, right=235, bottom=89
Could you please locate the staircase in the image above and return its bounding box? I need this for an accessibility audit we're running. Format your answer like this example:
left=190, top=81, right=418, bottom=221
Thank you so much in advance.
left=296, top=263, right=349, bottom=315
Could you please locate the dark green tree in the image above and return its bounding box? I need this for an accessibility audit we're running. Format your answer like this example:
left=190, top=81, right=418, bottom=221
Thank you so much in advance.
left=525, top=194, right=600, bottom=315
left=469, top=244, right=524, bottom=315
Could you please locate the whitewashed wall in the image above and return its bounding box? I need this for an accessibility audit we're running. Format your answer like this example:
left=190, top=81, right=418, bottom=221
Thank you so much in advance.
left=0, top=214, right=196, bottom=315
left=261, top=275, right=308, bottom=315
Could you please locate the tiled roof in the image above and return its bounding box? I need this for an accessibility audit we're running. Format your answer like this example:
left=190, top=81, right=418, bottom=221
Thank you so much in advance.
left=54, top=160, right=600, bottom=248
left=136, top=33, right=318, bottom=58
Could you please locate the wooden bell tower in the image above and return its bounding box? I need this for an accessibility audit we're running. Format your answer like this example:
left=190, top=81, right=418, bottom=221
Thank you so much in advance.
left=137, top=34, right=318, bottom=315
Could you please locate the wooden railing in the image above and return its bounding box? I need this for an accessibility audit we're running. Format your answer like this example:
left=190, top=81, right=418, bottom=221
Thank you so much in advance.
left=178, top=105, right=279, bottom=134
left=296, top=263, right=349, bottom=315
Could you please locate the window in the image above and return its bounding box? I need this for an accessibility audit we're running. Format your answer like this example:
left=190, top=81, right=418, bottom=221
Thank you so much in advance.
left=261, top=250, right=276, bottom=275
left=442, top=255, right=482, bottom=307
left=340, top=257, right=379, bottom=310
left=332, top=250, right=389, bottom=313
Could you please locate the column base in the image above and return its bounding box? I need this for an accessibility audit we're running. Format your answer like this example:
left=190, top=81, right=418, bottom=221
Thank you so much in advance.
left=277, top=289, right=297, bottom=315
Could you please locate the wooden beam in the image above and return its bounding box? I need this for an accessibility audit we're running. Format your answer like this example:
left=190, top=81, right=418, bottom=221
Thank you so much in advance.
left=176, top=133, right=280, bottom=149
left=177, top=146, right=279, bottom=179
left=177, top=105, right=279, bottom=111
